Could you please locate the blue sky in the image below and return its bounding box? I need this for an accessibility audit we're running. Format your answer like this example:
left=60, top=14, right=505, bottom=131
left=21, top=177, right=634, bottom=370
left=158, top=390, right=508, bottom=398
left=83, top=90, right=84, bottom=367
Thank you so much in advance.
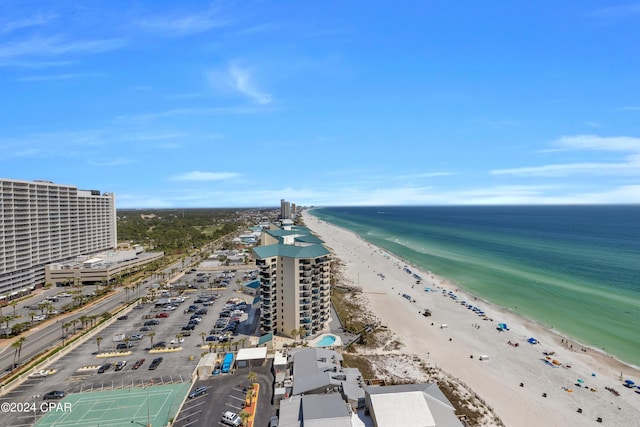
left=1, top=1, right=639, bottom=208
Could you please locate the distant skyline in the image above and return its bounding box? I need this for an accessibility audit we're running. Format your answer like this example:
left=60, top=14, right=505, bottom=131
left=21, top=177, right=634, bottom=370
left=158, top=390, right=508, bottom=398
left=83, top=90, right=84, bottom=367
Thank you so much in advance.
left=1, top=1, right=639, bottom=208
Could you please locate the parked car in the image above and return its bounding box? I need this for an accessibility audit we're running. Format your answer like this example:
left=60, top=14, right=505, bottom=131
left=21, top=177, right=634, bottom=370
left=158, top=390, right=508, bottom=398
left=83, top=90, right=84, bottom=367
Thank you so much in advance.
left=144, top=320, right=159, bottom=326
left=133, top=304, right=144, bottom=309
left=43, top=390, right=66, bottom=400
left=130, top=334, right=143, bottom=340
left=269, top=416, right=279, bottom=427
left=28, top=370, right=49, bottom=379
left=182, top=324, right=195, bottom=331
left=148, top=357, right=163, bottom=370
left=221, top=411, right=242, bottom=426
left=116, top=342, right=133, bottom=350
left=152, top=341, right=166, bottom=349
left=117, top=315, right=128, bottom=320
left=188, top=386, right=207, bottom=399
left=114, top=361, right=127, bottom=371
left=97, top=363, right=112, bottom=374
left=140, top=326, right=152, bottom=332
left=205, top=335, right=217, bottom=342
left=156, top=312, right=169, bottom=318
left=132, top=359, right=145, bottom=370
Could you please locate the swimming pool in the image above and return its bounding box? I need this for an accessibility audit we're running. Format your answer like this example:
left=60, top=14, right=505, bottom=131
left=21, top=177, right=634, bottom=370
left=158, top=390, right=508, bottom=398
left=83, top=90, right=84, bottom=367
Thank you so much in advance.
left=316, top=335, right=337, bottom=347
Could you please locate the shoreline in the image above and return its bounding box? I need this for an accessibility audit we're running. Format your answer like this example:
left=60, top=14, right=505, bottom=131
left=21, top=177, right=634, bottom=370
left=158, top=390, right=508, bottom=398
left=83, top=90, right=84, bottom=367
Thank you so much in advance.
left=309, top=208, right=638, bottom=372
left=304, top=210, right=640, bottom=427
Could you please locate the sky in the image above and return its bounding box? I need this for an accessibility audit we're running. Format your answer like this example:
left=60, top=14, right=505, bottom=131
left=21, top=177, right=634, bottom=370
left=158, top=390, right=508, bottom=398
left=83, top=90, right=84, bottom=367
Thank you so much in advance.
left=1, top=1, right=639, bottom=208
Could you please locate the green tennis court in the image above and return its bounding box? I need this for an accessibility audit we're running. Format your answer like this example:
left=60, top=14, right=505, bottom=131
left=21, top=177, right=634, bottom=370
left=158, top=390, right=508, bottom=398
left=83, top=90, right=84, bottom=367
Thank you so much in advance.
left=36, top=383, right=191, bottom=427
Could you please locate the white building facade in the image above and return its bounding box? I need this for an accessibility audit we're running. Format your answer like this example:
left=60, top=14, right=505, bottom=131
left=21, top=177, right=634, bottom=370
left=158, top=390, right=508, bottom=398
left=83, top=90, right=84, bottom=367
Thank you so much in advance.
left=0, top=178, right=116, bottom=299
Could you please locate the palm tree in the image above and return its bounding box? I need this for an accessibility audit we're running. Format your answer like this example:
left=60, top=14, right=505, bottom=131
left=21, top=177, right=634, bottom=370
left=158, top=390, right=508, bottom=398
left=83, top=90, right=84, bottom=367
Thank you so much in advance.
left=247, top=371, right=258, bottom=385
left=10, top=301, right=18, bottom=316
left=208, top=342, right=215, bottom=353
left=200, top=331, right=206, bottom=346
left=290, top=329, right=299, bottom=342
left=148, top=331, right=156, bottom=348
left=11, top=337, right=26, bottom=370
left=79, top=315, right=88, bottom=330
left=28, top=312, right=36, bottom=323
left=96, top=336, right=103, bottom=353
left=239, top=410, right=250, bottom=426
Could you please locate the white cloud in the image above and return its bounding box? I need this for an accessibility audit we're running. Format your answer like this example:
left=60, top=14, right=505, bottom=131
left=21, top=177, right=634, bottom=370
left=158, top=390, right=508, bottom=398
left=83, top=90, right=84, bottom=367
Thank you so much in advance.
left=0, top=36, right=123, bottom=59
left=139, top=10, right=229, bottom=36
left=0, top=14, right=58, bottom=34
left=228, top=65, right=272, bottom=105
left=492, top=134, right=640, bottom=177
left=170, top=171, right=240, bottom=182
left=17, top=73, right=94, bottom=82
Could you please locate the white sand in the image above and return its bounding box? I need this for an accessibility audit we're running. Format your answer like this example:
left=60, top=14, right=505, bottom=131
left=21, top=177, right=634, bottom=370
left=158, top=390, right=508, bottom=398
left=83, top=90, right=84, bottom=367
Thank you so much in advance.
left=304, top=211, right=640, bottom=427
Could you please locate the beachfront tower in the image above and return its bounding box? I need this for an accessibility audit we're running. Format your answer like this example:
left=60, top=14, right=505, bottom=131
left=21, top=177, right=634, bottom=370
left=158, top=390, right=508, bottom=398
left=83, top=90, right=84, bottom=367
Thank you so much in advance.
left=0, top=178, right=116, bottom=300
left=280, top=199, right=292, bottom=220
left=252, top=225, right=331, bottom=338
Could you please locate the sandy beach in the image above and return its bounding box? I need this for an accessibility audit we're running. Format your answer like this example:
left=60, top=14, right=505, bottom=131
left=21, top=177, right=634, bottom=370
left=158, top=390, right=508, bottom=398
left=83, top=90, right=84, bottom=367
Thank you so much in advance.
left=304, top=211, right=640, bottom=427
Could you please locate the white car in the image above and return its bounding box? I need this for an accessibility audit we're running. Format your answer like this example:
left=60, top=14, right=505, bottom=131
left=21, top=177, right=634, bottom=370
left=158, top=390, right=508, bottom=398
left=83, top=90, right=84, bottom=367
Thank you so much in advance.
left=169, top=338, right=185, bottom=345
left=57, top=293, right=72, bottom=298
left=28, top=370, right=49, bottom=379
left=33, top=315, right=46, bottom=321
left=165, top=305, right=176, bottom=311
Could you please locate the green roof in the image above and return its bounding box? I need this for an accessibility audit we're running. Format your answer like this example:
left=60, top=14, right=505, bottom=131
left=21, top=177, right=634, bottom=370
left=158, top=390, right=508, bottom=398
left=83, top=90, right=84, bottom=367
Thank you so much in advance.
left=252, top=243, right=330, bottom=259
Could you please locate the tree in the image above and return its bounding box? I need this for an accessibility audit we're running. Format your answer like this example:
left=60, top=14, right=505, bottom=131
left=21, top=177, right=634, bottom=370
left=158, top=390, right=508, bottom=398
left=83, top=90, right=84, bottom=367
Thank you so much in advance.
left=200, top=331, right=207, bottom=346
left=79, top=315, right=88, bottom=330
left=28, top=312, right=36, bottom=323
left=148, top=331, right=156, bottom=348
left=239, top=410, right=250, bottom=427
left=96, top=336, right=103, bottom=353
left=208, top=342, right=215, bottom=353
left=11, top=337, right=26, bottom=369
left=248, top=371, right=258, bottom=385
left=290, top=329, right=299, bottom=341
left=10, top=301, right=18, bottom=316
left=298, top=326, right=306, bottom=341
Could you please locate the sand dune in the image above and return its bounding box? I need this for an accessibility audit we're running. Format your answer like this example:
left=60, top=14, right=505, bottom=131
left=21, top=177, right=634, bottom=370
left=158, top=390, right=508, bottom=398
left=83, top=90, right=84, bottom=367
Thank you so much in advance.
left=304, top=211, right=640, bottom=427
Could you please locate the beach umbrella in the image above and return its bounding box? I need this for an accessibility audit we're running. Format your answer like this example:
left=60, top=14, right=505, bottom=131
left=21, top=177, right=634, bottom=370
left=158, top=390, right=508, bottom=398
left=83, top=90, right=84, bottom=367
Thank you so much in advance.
left=624, top=379, right=635, bottom=385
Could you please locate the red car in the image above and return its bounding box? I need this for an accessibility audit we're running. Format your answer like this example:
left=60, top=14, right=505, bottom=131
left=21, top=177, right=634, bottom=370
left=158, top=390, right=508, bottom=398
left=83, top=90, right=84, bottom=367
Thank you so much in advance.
left=132, top=359, right=145, bottom=370
left=155, top=312, right=169, bottom=318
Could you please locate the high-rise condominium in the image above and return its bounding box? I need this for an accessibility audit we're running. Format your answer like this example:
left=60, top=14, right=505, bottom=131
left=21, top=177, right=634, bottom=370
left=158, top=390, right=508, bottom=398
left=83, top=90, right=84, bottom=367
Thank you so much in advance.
left=0, top=178, right=116, bottom=299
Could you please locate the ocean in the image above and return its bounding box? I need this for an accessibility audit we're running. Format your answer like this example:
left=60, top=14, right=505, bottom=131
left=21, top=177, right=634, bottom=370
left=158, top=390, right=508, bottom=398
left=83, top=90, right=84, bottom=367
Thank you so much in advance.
left=310, top=205, right=640, bottom=367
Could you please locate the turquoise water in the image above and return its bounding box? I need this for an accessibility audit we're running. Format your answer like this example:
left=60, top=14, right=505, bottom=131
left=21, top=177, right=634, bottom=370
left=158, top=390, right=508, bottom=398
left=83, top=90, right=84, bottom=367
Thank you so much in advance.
left=311, top=205, right=640, bottom=367
left=316, top=335, right=337, bottom=347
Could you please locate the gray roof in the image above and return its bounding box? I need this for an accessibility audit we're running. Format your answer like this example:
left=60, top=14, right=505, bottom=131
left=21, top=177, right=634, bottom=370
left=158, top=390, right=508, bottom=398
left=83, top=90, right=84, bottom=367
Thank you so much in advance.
left=290, top=348, right=363, bottom=403
left=279, top=394, right=352, bottom=427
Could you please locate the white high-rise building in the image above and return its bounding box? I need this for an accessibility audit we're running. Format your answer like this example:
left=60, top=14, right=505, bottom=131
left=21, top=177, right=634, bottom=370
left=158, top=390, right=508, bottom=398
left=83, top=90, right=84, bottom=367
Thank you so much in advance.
left=0, top=178, right=116, bottom=299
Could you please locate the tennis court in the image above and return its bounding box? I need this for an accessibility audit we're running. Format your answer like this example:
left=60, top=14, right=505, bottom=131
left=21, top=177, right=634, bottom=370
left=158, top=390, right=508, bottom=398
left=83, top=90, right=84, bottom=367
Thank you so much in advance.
left=36, top=383, right=191, bottom=427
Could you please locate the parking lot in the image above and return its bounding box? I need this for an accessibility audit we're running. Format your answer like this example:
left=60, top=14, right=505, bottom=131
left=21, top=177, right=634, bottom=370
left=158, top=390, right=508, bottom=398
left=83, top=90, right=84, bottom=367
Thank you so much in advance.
left=176, top=364, right=274, bottom=427
left=1, top=267, right=264, bottom=427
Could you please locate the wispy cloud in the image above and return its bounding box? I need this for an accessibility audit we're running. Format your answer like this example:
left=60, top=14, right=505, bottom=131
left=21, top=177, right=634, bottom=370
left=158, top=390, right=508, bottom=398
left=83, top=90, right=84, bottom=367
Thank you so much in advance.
left=0, top=36, right=123, bottom=59
left=228, top=65, right=272, bottom=105
left=492, top=135, right=640, bottom=177
left=0, top=14, right=58, bottom=34
left=89, top=158, right=132, bottom=166
left=116, top=106, right=262, bottom=122
left=17, top=73, right=95, bottom=82
left=588, top=3, right=640, bottom=18
left=170, top=171, right=240, bottom=182
left=139, top=10, right=230, bottom=37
